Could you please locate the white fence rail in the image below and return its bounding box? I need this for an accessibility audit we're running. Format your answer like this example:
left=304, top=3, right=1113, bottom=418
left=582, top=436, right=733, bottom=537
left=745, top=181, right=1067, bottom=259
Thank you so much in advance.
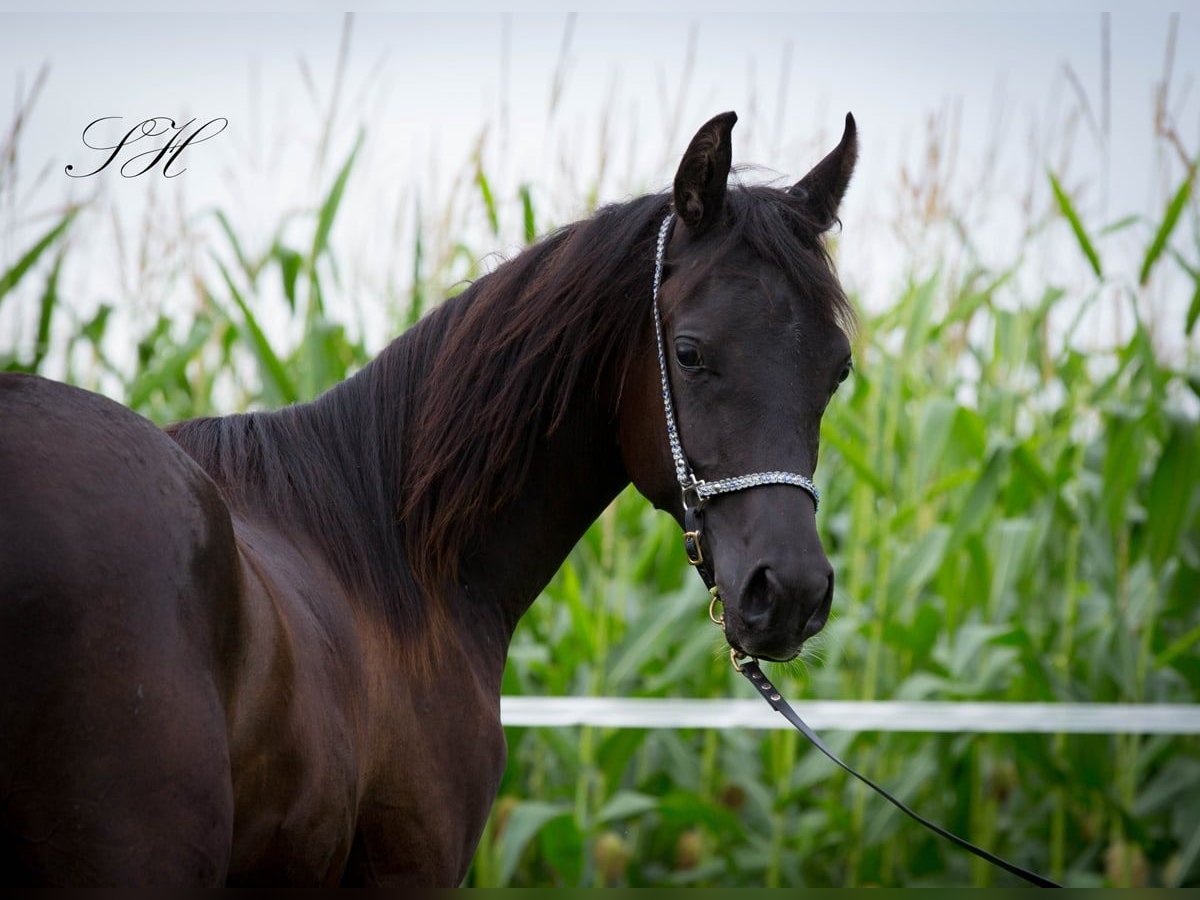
left=500, top=697, right=1200, bottom=734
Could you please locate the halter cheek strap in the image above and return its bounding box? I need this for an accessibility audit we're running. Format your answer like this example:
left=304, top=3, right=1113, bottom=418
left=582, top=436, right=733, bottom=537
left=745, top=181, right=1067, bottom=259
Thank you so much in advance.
left=651, top=213, right=821, bottom=515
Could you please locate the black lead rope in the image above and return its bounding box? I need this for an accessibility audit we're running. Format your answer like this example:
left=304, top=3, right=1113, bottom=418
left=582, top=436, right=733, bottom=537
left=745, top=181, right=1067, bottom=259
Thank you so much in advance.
left=682, top=508, right=1060, bottom=888
left=734, top=658, right=1061, bottom=888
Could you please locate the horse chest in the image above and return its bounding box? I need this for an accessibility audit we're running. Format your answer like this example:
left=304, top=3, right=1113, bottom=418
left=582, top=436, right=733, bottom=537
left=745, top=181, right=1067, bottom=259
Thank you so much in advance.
left=343, top=677, right=507, bottom=885
left=226, top=526, right=509, bottom=885
left=223, top=641, right=361, bottom=885
left=222, top=534, right=366, bottom=885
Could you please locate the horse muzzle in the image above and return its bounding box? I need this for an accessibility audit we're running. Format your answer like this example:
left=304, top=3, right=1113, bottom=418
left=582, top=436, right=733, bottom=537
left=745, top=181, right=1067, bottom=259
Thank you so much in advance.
left=724, top=559, right=834, bottom=661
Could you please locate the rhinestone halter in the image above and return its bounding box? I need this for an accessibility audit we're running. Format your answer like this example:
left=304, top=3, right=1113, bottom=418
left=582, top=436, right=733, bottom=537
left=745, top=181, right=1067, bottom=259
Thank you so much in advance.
left=650, top=212, right=820, bottom=511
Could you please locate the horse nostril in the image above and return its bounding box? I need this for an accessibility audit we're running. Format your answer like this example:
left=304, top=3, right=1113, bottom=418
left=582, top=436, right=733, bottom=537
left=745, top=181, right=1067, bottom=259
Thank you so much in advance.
left=740, top=565, right=775, bottom=628
left=803, top=562, right=834, bottom=603
left=739, top=563, right=833, bottom=639
left=801, top=569, right=835, bottom=641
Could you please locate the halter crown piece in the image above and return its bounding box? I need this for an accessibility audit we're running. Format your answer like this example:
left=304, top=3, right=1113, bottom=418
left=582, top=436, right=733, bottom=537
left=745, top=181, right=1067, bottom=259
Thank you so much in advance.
left=651, top=212, right=821, bottom=515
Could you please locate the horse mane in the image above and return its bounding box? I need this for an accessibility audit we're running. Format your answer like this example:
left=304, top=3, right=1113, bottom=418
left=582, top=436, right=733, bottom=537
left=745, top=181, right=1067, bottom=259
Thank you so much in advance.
left=169, top=183, right=853, bottom=638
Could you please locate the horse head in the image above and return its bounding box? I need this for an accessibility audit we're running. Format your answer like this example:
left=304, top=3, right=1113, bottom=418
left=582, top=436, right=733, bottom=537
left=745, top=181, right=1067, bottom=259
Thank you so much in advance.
left=621, top=111, right=857, bottom=662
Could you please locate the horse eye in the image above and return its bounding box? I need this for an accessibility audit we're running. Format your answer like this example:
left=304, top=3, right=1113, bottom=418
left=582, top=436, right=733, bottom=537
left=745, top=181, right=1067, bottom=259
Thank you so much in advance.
left=838, top=363, right=852, bottom=384
left=675, top=340, right=704, bottom=371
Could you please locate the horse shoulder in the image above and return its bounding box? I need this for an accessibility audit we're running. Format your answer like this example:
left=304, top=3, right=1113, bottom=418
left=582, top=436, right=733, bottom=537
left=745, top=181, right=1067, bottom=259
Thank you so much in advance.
left=340, top=627, right=508, bottom=886
left=219, top=517, right=368, bottom=884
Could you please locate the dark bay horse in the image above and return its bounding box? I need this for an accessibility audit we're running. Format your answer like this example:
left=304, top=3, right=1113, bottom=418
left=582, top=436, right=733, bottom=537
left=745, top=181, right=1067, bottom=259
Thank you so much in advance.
left=0, top=110, right=857, bottom=886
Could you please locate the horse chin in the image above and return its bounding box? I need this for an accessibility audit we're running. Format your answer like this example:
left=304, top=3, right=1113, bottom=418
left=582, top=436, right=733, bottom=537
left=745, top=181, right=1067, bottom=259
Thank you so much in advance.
left=748, top=648, right=801, bottom=664
left=725, top=631, right=802, bottom=665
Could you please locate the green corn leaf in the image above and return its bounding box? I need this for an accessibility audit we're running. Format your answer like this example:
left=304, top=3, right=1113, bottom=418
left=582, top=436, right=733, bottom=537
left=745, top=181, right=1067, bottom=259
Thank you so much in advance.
left=215, top=209, right=257, bottom=283
left=408, top=207, right=425, bottom=327
left=951, top=405, right=987, bottom=461
left=29, top=248, right=65, bottom=372
left=304, top=130, right=364, bottom=318
left=1102, top=410, right=1144, bottom=531
left=311, top=129, right=364, bottom=264
left=1169, top=810, right=1200, bottom=886
left=537, top=815, right=582, bottom=885
left=1139, top=168, right=1195, bottom=285
left=557, top=559, right=596, bottom=658
left=1144, top=417, right=1200, bottom=570
left=596, top=730, right=646, bottom=797
left=128, top=317, right=213, bottom=411
left=273, top=243, right=303, bottom=312
left=888, top=525, right=951, bottom=599
left=1186, top=277, right=1200, bottom=337
left=1157, top=620, right=1200, bottom=669
left=987, top=517, right=1036, bottom=609
left=914, top=398, right=959, bottom=487
left=80, top=303, right=112, bottom=345
left=476, top=159, right=500, bottom=236
left=520, top=183, right=537, bottom=244
left=0, top=208, right=78, bottom=308
left=595, top=791, right=659, bottom=824
left=821, top=422, right=888, bottom=494
left=657, top=792, right=743, bottom=838
left=900, top=275, right=938, bottom=357
left=495, top=801, right=570, bottom=886
left=863, top=753, right=939, bottom=845
left=1048, top=171, right=1103, bottom=279
left=213, top=258, right=297, bottom=405
left=947, top=444, right=1010, bottom=553
left=644, top=618, right=719, bottom=691
left=1099, top=213, right=1141, bottom=235
left=607, top=589, right=693, bottom=689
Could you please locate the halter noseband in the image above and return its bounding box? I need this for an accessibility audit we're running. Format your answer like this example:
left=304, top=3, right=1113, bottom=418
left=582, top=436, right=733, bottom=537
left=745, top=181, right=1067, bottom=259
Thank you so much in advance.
left=651, top=212, right=820, bottom=572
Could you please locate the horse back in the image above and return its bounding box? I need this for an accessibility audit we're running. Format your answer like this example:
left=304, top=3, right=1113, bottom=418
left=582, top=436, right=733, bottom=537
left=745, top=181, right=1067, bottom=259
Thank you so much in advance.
left=0, top=373, right=242, bottom=679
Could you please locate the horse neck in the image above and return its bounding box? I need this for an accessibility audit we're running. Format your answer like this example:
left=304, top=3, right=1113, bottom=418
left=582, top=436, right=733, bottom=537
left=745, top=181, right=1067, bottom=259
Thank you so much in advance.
left=487, top=408, right=622, bottom=576
left=292, top=280, right=643, bottom=690
left=440, top=348, right=633, bottom=681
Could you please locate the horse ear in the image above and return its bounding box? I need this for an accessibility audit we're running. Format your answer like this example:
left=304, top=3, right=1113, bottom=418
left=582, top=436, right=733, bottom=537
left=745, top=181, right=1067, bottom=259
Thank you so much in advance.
left=790, top=112, right=857, bottom=230
left=673, top=111, right=737, bottom=236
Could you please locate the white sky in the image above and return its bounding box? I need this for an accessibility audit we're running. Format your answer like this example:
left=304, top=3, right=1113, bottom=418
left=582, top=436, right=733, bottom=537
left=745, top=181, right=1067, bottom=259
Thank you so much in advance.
left=1, top=10, right=1197, bottom=380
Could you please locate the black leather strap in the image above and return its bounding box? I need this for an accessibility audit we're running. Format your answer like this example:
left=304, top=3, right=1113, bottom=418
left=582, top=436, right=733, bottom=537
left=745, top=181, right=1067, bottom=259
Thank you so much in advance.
left=682, top=512, right=1059, bottom=888
left=736, top=659, right=1061, bottom=888
left=683, top=502, right=716, bottom=584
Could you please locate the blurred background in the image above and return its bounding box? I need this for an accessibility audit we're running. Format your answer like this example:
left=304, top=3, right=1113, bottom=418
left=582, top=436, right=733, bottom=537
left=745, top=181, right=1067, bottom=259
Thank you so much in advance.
left=1, top=8, right=1198, bottom=888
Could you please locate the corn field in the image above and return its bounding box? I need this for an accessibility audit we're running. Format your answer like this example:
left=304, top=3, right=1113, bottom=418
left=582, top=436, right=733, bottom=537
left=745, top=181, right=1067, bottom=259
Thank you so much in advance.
left=1, top=19, right=1198, bottom=888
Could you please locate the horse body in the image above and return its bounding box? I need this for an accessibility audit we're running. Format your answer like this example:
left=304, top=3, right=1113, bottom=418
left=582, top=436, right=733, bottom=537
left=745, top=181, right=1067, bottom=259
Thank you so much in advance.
left=0, top=374, right=528, bottom=885
left=1, top=111, right=858, bottom=885
left=0, top=301, right=624, bottom=885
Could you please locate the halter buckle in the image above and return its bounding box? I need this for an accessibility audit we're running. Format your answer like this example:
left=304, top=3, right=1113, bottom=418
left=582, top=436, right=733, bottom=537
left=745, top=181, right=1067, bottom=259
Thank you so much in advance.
left=683, top=529, right=704, bottom=566
left=680, top=478, right=706, bottom=513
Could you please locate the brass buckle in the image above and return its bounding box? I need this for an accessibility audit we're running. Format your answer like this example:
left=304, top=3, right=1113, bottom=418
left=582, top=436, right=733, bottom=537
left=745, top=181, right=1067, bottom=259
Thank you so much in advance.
left=683, top=530, right=704, bottom=566
left=707, top=586, right=724, bottom=626
left=730, top=648, right=752, bottom=672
